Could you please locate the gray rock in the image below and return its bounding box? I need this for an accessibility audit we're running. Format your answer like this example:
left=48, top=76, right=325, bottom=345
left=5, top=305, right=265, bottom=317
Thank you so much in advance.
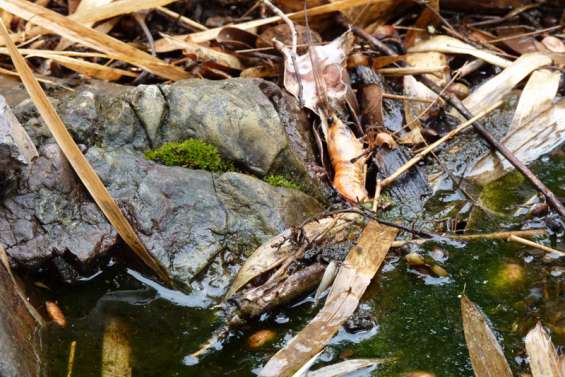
left=1, top=144, right=321, bottom=283
left=0, top=95, right=38, bottom=188
left=1, top=144, right=117, bottom=279
left=15, top=78, right=326, bottom=197
left=3, top=78, right=325, bottom=284
left=87, top=148, right=322, bottom=282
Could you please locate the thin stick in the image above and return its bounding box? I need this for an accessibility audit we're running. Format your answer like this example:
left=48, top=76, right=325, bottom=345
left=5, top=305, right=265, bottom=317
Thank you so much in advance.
left=156, top=6, right=208, bottom=31
left=66, top=340, right=77, bottom=377
left=372, top=178, right=381, bottom=212
left=381, top=100, right=503, bottom=187
left=263, top=0, right=302, bottom=105
left=508, top=235, right=565, bottom=257
left=376, top=65, right=447, bottom=76
left=382, top=92, right=434, bottom=103
left=350, top=24, right=565, bottom=218
left=391, top=229, right=547, bottom=247
left=488, top=25, right=562, bottom=43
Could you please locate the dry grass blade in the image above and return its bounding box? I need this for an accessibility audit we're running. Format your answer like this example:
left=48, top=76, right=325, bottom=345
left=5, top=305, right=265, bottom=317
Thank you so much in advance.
left=460, top=296, right=513, bottom=377
left=155, top=0, right=394, bottom=46
left=25, top=51, right=137, bottom=80
left=525, top=322, right=564, bottom=377
left=226, top=213, right=360, bottom=298
left=259, top=221, right=398, bottom=377
left=70, top=0, right=177, bottom=25
left=0, top=20, right=172, bottom=285
left=158, top=34, right=243, bottom=70
left=408, top=35, right=512, bottom=68
left=0, top=0, right=189, bottom=81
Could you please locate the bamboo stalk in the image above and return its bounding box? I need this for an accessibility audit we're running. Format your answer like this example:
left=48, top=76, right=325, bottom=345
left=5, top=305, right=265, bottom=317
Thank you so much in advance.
left=508, top=235, right=565, bottom=257
left=0, top=20, right=172, bottom=285
left=66, top=340, right=77, bottom=377
left=156, top=6, right=207, bottom=31
left=391, top=229, right=547, bottom=247
left=381, top=100, right=503, bottom=187
left=157, top=0, right=394, bottom=45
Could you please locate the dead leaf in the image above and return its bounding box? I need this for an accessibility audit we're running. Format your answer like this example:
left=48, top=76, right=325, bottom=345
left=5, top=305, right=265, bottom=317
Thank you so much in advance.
left=46, top=301, right=66, bottom=327
left=525, top=322, right=564, bottom=377
left=460, top=296, right=513, bottom=377
left=259, top=221, right=398, bottom=377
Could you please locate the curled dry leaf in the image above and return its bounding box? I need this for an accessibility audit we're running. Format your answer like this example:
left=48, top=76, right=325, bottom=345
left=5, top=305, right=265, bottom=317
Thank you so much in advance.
left=374, top=132, right=397, bottom=149
left=408, top=35, right=512, bottom=68
left=257, top=24, right=321, bottom=54
left=542, top=36, right=565, bottom=53
left=279, top=31, right=354, bottom=116
left=225, top=213, right=362, bottom=298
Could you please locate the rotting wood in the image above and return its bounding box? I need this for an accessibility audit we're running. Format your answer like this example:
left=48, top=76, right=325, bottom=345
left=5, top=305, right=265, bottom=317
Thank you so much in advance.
left=232, top=263, right=325, bottom=320
left=525, top=322, right=564, bottom=377
left=460, top=296, right=513, bottom=377
left=0, top=20, right=173, bottom=285
left=259, top=221, right=398, bottom=377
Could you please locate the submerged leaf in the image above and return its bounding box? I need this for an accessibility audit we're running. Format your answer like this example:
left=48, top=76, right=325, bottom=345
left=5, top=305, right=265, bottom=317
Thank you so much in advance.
left=460, top=296, right=513, bottom=377
left=306, top=358, right=385, bottom=377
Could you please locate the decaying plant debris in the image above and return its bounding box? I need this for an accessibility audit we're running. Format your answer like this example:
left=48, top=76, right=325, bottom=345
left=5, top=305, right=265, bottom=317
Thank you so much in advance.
left=0, top=0, right=564, bottom=376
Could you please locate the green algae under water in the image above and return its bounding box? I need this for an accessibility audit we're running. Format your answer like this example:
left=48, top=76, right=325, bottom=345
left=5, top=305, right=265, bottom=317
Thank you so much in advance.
left=45, top=154, right=564, bottom=377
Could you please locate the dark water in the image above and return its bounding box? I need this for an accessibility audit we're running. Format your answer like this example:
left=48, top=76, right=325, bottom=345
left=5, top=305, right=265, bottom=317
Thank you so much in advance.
left=45, top=154, right=564, bottom=377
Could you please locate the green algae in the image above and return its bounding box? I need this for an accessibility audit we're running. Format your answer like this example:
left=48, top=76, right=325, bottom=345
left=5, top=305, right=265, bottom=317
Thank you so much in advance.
left=264, top=175, right=303, bottom=190
left=45, top=153, right=564, bottom=377
left=145, top=139, right=234, bottom=172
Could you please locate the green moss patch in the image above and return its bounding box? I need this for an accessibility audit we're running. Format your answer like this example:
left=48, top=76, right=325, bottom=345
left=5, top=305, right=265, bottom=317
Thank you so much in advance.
left=145, top=139, right=233, bottom=172
left=264, top=175, right=302, bottom=190
left=146, top=140, right=304, bottom=191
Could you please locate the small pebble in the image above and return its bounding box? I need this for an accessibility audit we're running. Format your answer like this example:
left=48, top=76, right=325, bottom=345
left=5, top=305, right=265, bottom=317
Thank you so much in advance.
left=431, top=265, right=448, bottom=277
left=405, top=252, right=425, bottom=266
left=405, top=372, right=435, bottom=377
left=247, top=329, right=277, bottom=349
left=447, top=82, right=469, bottom=100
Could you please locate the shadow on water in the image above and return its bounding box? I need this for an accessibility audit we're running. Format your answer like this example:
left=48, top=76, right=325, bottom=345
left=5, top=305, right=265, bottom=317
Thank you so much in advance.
left=46, top=153, right=564, bottom=377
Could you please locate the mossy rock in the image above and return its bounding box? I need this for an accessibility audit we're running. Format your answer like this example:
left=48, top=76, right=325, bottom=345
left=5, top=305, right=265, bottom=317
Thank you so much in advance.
left=145, top=139, right=234, bottom=172
left=264, top=175, right=302, bottom=190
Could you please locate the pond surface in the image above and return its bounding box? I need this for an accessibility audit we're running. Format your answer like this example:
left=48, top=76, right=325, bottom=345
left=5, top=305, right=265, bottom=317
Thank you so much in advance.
left=45, top=154, right=564, bottom=377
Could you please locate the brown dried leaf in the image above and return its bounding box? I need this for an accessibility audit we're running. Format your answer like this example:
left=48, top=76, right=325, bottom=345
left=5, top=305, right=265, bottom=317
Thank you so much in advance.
left=279, top=31, right=353, bottom=115
left=525, top=322, right=564, bottom=377
left=259, top=221, right=398, bottom=377
left=460, top=296, right=513, bottom=377
left=46, top=301, right=66, bottom=327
